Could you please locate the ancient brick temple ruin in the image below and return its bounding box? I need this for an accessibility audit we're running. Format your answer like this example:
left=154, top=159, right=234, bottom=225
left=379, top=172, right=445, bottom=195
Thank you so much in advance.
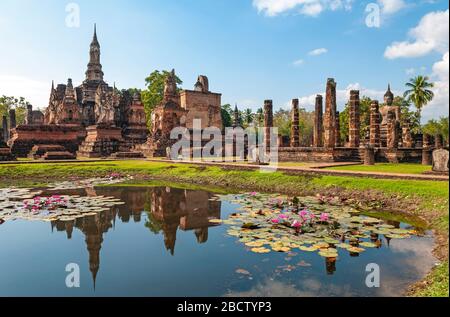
left=7, top=26, right=149, bottom=159
left=247, top=80, right=443, bottom=163
left=143, top=70, right=223, bottom=157
left=2, top=26, right=446, bottom=164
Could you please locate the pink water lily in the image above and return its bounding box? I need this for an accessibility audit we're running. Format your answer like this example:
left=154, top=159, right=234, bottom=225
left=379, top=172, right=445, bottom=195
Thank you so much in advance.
left=320, top=213, right=329, bottom=222
left=291, top=220, right=302, bottom=228
left=299, top=209, right=309, bottom=218
left=278, top=214, right=288, bottom=220
left=271, top=218, right=280, bottom=224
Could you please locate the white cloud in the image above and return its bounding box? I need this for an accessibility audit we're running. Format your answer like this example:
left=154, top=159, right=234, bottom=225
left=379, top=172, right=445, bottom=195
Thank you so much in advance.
left=308, top=48, right=328, bottom=56
left=292, top=59, right=304, bottom=66
left=252, top=0, right=353, bottom=17
left=384, top=9, right=449, bottom=59
left=422, top=52, right=449, bottom=121
left=377, top=0, right=406, bottom=15
left=0, top=75, right=49, bottom=109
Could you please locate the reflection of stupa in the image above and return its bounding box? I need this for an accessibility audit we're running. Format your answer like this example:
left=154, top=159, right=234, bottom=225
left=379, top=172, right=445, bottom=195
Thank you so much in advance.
left=49, top=186, right=221, bottom=288
left=151, top=187, right=221, bottom=255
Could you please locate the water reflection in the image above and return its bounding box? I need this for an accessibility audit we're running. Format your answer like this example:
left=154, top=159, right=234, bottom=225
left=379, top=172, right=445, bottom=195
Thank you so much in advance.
left=47, top=186, right=221, bottom=288
left=0, top=186, right=436, bottom=297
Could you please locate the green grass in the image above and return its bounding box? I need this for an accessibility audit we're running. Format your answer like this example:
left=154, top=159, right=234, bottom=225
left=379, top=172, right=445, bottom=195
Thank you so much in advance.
left=325, top=163, right=432, bottom=175
left=0, top=159, right=448, bottom=297
left=412, top=261, right=449, bottom=297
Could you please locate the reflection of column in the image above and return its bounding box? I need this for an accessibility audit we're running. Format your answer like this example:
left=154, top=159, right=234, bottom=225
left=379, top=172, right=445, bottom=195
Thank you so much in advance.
left=65, top=221, right=74, bottom=240
left=325, top=257, right=337, bottom=275
left=162, top=224, right=178, bottom=255
left=195, top=228, right=209, bottom=244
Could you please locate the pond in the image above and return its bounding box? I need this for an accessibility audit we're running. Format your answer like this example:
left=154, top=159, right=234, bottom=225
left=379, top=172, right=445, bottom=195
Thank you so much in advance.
left=0, top=181, right=436, bottom=297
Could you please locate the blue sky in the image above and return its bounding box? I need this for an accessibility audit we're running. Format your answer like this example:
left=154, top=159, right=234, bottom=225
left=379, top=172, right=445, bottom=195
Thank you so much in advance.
left=0, top=0, right=448, bottom=121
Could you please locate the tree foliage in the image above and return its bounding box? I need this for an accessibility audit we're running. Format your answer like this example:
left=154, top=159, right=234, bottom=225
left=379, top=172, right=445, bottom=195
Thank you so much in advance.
left=423, top=117, right=449, bottom=143
left=403, top=75, right=435, bottom=125
left=273, top=108, right=291, bottom=137
left=141, top=70, right=183, bottom=128
left=221, top=104, right=233, bottom=128
left=0, top=95, right=31, bottom=125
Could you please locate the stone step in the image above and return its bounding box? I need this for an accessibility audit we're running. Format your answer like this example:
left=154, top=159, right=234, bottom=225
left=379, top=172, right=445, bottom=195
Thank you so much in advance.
left=111, top=151, right=144, bottom=158
left=42, top=151, right=76, bottom=160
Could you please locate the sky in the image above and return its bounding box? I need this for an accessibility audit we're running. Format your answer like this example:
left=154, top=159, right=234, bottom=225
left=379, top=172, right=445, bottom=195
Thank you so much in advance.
left=0, top=0, right=448, bottom=122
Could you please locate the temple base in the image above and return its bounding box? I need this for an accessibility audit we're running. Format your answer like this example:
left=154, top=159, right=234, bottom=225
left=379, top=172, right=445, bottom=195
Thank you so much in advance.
left=77, top=125, right=126, bottom=158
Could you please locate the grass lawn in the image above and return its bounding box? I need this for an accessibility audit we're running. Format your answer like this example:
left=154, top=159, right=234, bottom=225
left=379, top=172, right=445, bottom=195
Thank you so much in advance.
left=325, top=163, right=432, bottom=175
left=0, top=159, right=448, bottom=297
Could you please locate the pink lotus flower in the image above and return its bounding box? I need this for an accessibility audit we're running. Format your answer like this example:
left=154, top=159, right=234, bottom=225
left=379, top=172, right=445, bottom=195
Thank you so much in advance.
left=320, top=213, right=329, bottom=222
left=278, top=214, right=288, bottom=220
left=299, top=209, right=309, bottom=218
left=291, top=220, right=302, bottom=228
left=271, top=218, right=280, bottom=224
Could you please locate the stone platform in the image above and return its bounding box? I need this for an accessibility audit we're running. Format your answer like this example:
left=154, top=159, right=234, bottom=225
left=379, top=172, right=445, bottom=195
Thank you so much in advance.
left=278, top=147, right=362, bottom=162
left=8, top=125, right=85, bottom=158
left=28, top=145, right=67, bottom=159
left=77, top=125, right=128, bottom=158
left=111, top=151, right=145, bottom=159
left=42, top=151, right=76, bottom=160
left=0, top=146, right=15, bottom=161
left=278, top=147, right=423, bottom=163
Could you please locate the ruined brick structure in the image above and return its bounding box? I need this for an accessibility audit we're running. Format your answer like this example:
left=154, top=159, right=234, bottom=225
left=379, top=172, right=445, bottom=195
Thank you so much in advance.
left=264, top=100, right=274, bottom=150
left=9, top=110, right=16, bottom=130
left=290, top=99, right=300, bottom=147
left=387, top=110, right=400, bottom=149
left=334, top=111, right=341, bottom=148
left=369, top=100, right=381, bottom=148
left=2, top=116, right=8, bottom=143
left=180, top=75, right=222, bottom=130
left=313, top=95, right=323, bottom=147
left=348, top=90, right=360, bottom=148
left=144, top=70, right=222, bottom=157
left=25, top=105, right=44, bottom=125
left=435, top=134, right=444, bottom=149
left=147, top=69, right=187, bottom=157
left=123, top=92, right=149, bottom=145
left=402, top=119, right=414, bottom=148
left=422, top=134, right=433, bottom=165
left=9, top=26, right=149, bottom=158
left=324, top=78, right=337, bottom=148
left=277, top=80, right=424, bottom=163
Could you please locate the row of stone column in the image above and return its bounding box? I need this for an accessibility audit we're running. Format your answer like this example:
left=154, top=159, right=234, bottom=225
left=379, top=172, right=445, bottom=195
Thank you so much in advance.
left=263, top=80, right=445, bottom=151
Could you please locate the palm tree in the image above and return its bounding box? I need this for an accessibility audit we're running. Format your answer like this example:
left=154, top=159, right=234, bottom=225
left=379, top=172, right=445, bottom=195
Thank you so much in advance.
left=244, top=108, right=253, bottom=127
left=403, top=76, right=434, bottom=125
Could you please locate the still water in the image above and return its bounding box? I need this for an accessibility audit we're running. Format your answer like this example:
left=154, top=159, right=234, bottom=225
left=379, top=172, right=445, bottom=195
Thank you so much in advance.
left=0, top=185, right=435, bottom=297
